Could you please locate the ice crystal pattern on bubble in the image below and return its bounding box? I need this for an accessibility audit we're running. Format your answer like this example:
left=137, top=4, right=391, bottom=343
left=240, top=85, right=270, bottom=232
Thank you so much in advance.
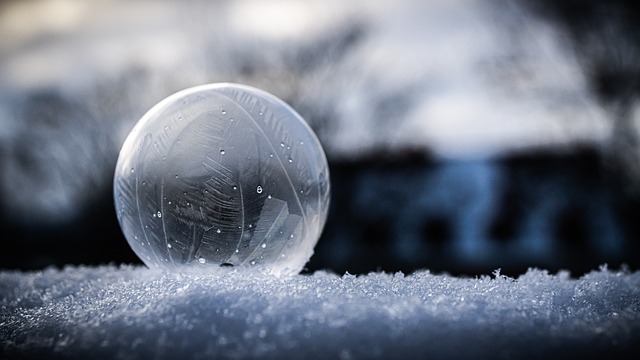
left=114, top=84, right=330, bottom=275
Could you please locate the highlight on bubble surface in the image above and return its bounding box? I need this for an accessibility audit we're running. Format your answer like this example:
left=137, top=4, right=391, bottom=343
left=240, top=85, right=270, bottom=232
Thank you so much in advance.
left=113, top=83, right=331, bottom=275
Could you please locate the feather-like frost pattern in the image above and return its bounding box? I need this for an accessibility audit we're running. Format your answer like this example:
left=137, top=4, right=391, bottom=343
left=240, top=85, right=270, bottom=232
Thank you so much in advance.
left=114, top=84, right=330, bottom=274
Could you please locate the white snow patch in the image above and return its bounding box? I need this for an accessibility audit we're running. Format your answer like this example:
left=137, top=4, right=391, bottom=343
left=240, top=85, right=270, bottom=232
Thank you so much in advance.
left=1, top=265, right=638, bottom=359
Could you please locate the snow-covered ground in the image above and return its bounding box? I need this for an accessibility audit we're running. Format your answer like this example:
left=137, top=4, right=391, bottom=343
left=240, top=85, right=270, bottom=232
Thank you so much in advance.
left=1, top=266, right=639, bottom=359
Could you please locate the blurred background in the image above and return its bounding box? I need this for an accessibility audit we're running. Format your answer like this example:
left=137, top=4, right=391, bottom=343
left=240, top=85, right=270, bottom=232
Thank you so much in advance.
left=0, top=0, right=638, bottom=276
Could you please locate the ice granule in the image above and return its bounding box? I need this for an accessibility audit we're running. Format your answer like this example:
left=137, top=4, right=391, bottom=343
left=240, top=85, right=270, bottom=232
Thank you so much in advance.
left=1, top=266, right=639, bottom=359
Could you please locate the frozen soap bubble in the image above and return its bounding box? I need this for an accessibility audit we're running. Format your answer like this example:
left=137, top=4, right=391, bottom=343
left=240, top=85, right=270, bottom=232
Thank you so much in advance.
left=114, top=83, right=330, bottom=275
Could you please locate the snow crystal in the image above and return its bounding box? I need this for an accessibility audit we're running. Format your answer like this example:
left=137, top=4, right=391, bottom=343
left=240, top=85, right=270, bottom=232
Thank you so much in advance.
left=1, top=266, right=638, bottom=359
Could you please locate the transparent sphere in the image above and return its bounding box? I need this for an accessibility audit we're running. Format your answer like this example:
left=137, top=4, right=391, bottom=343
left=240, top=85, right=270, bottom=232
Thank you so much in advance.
left=114, top=83, right=330, bottom=275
